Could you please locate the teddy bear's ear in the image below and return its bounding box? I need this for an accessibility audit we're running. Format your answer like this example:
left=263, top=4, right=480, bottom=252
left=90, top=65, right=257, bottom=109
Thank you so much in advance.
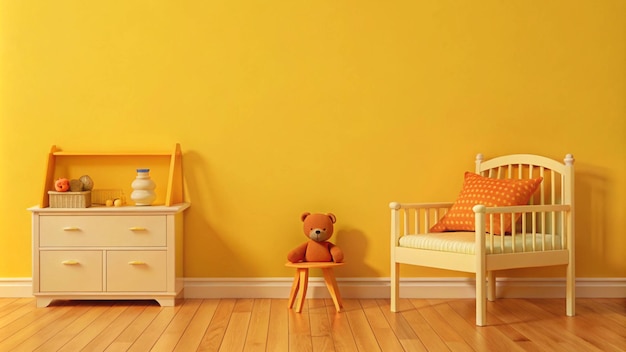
left=301, top=212, right=311, bottom=222
left=327, top=213, right=336, bottom=224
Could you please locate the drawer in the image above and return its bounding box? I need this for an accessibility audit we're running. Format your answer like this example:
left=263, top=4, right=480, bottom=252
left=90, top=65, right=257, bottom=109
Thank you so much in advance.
left=39, top=215, right=166, bottom=247
left=39, top=251, right=103, bottom=292
left=106, top=251, right=166, bottom=292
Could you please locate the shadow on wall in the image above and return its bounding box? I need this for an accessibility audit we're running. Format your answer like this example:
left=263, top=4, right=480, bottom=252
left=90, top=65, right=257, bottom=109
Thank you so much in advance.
left=574, top=164, right=620, bottom=275
left=334, top=228, right=379, bottom=277
left=180, top=150, right=244, bottom=277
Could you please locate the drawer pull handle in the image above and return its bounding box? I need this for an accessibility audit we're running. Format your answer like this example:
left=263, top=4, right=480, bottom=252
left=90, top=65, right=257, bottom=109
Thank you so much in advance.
left=63, top=227, right=80, bottom=231
left=129, top=227, right=146, bottom=231
left=62, top=260, right=79, bottom=265
left=128, top=261, right=146, bottom=265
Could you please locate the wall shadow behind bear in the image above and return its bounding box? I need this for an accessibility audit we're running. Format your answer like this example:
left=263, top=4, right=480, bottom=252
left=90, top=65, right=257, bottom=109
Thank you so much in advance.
left=334, top=228, right=379, bottom=277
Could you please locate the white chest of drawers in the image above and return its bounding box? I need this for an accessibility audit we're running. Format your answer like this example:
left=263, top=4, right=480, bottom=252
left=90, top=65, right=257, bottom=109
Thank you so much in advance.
left=29, top=203, right=189, bottom=307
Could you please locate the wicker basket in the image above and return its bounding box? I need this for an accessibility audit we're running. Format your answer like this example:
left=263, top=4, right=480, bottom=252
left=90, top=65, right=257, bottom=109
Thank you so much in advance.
left=91, top=189, right=126, bottom=205
left=48, top=191, right=92, bottom=208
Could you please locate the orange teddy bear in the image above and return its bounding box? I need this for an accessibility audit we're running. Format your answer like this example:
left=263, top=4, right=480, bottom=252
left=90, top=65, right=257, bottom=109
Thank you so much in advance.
left=287, top=212, right=344, bottom=263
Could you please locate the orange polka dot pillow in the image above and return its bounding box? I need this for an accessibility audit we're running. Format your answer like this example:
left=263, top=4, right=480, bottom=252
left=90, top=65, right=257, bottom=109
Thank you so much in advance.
left=430, top=172, right=543, bottom=235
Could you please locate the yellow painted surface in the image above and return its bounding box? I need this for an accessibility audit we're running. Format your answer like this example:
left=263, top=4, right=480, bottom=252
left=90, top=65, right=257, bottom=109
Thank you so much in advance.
left=1, top=1, right=624, bottom=278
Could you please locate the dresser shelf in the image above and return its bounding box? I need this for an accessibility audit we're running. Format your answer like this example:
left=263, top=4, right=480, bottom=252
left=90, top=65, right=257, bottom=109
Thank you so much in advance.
left=40, top=143, right=184, bottom=208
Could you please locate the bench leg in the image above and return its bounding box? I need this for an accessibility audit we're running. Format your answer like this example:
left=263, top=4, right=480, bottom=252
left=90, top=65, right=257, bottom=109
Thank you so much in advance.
left=476, top=271, right=487, bottom=326
left=487, top=271, right=496, bottom=302
left=566, top=261, right=575, bottom=316
left=391, top=262, right=399, bottom=312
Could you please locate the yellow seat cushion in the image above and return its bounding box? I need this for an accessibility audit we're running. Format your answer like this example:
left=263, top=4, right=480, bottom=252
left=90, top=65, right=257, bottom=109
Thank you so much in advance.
left=399, top=232, right=562, bottom=254
left=430, top=172, right=543, bottom=235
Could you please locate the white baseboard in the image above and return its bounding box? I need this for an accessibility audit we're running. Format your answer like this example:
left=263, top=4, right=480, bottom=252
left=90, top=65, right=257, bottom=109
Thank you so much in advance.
left=183, top=277, right=392, bottom=299
left=184, top=277, right=626, bottom=299
left=0, top=278, right=33, bottom=298
left=2, top=277, right=625, bottom=299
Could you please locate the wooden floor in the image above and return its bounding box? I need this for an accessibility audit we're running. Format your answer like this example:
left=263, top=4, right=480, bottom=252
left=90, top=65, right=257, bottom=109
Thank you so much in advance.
left=0, top=297, right=624, bottom=351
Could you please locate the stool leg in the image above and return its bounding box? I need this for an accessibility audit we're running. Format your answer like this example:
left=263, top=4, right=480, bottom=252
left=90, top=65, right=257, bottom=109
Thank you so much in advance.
left=295, top=268, right=309, bottom=313
left=288, top=270, right=301, bottom=309
left=322, top=268, right=343, bottom=312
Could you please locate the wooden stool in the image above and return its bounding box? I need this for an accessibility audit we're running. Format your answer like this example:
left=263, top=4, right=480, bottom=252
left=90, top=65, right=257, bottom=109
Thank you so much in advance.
left=285, top=262, right=344, bottom=313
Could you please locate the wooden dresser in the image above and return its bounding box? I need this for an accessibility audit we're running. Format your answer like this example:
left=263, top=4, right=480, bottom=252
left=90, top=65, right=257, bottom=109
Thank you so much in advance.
left=28, top=144, right=189, bottom=307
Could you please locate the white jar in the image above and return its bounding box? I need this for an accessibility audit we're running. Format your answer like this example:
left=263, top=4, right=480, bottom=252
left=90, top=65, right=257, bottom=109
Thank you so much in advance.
left=130, top=168, right=156, bottom=206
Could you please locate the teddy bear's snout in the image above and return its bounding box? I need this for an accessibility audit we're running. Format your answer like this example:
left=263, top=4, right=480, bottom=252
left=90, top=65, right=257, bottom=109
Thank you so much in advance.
left=309, top=228, right=328, bottom=241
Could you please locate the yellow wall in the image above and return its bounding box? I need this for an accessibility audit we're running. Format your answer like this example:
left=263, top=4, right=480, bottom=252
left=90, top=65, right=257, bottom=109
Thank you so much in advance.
left=1, top=1, right=625, bottom=279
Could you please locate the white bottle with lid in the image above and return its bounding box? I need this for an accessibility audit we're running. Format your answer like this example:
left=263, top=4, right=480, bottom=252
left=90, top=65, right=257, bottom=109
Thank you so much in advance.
left=130, top=168, right=156, bottom=206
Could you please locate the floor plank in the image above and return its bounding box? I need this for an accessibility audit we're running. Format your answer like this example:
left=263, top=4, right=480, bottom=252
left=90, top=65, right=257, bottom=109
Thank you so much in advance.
left=344, top=299, right=381, bottom=352
left=418, top=300, right=474, bottom=352
left=0, top=303, right=73, bottom=351
left=377, top=299, right=428, bottom=352
left=242, top=298, right=271, bottom=352
left=0, top=297, right=623, bottom=351
left=172, top=299, right=220, bottom=352
left=0, top=298, right=37, bottom=327
left=433, top=300, right=523, bottom=352
left=82, top=303, right=149, bottom=352
left=33, top=303, right=112, bottom=351
left=197, top=298, right=235, bottom=352
left=308, top=299, right=335, bottom=352
left=532, top=299, right=626, bottom=352
left=288, top=300, right=313, bottom=352
left=267, top=298, right=289, bottom=352
left=151, top=299, right=202, bottom=352
left=405, top=299, right=453, bottom=351
left=126, top=303, right=182, bottom=352
left=218, top=298, right=253, bottom=352
left=447, top=299, right=542, bottom=352
left=360, top=299, right=405, bottom=352
left=104, top=303, right=162, bottom=352
left=57, top=304, right=128, bottom=352
left=325, top=299, right=359, bottom=352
